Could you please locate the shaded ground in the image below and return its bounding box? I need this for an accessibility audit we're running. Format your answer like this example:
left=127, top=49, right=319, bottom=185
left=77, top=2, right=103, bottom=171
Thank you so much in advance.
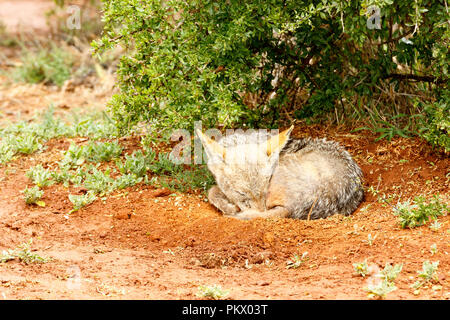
left=0, top=0, right=449, bottom=300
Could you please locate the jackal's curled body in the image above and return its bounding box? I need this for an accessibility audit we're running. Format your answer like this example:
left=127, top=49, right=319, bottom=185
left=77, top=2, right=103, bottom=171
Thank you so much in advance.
left=197, top=127, right=364, bottom=220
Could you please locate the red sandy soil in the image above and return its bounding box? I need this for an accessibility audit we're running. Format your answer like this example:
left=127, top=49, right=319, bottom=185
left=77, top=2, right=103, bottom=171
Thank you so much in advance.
left=0, top=0, right=449, bottom=300
left=0, top=80, right=448, bottom=299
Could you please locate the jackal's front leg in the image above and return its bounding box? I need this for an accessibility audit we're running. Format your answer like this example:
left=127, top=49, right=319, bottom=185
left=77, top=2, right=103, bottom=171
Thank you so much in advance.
left=208, top=185, right=240, bottom=215
left=231, top=206, right=290, bottom=220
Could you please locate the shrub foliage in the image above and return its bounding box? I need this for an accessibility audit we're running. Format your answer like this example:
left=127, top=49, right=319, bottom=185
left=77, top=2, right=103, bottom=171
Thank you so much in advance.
left=94, top=0, right=448, bottom=136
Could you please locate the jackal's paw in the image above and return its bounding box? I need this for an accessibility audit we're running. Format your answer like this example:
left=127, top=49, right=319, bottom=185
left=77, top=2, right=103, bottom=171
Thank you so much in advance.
left=225, top=209, right=263, bottom=221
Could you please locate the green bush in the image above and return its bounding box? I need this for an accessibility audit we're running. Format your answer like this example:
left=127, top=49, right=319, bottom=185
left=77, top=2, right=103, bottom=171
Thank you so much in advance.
left=418, top=91, right=450, bottom=153
left=94, top=0, right=448, bottom=133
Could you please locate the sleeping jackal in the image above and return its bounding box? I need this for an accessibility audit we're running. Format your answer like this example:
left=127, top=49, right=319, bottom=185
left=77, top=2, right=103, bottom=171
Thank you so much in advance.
left=196, top=126, right=364, bottom=220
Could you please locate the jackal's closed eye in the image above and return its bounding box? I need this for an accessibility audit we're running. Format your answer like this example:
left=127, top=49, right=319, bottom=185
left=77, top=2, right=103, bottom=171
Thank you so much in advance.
left=236, top=190, right=247, bottom=198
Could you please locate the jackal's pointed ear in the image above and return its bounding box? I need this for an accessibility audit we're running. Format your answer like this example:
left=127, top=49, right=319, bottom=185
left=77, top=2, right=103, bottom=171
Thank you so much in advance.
left=266, top=125, right=294, bottom=157
left=196, top=129, right=226, bottom=160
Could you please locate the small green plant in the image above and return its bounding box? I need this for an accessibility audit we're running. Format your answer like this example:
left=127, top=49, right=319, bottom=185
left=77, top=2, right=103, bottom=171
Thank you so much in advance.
left=22, top=186, right=45, bottom=206
left=417, top=260, right=439, bottom=282
left=59, top=143, right=85, bottom=168
left=377, top=192, right=402, bottom=206
left=379, top=263, right=403, bottom=282
left=0, top=239, right=50, bottom=264
left=11, top=134, right=43, bottom=155
left=411, top=260, right=440, bottom=290
left=286, top=252, right=308, bottom=269
left=367, top=185, right=380, bottom=197
left=0, top=143, right=15, bottom=164
left=158, top=165, right=215, bottom=193
left=82, top=141, right=123, bottom=162
left=116, top=150, right=149, bottom=177
left=26, top=165, right=55, bottom=188
left=64, top=166, right=90, bottom=187
left=363, top=234, right=377, bottom=246
left=61, top=141, right=123, bottom=166
left=393, top=195, right=448, bottom=229
left=163, top=248, right=175, bottom=256
left=353, top=260, right=369, bottom=277
left=362, top=262, right=402, bottom=299
left=196, top=285, right=229, bottom=300
left=365, top=280, right=397, bottom=300
left=68, top=191, right=97, bottom=212
left=430, top=244, right=438, bottom=256
left=83, top=167, right=115, bottom=195
left=148, top=152, right=180, bottom=175
left=429, top=220, right=442, bottom=231
left=113, top=173, right=143, bottom=190
left=51, top=165, right=72, bottom=186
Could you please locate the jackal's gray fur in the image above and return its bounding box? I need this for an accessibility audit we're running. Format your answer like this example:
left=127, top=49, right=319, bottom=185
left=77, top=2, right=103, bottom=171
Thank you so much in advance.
left=198, top=128, right=364, bottom=220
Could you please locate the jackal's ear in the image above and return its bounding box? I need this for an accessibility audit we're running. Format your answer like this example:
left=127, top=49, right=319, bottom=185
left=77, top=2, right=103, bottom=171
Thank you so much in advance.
left=196, top=129, right=226, bottom=160
left=266, top=125, right=294, bottom=157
